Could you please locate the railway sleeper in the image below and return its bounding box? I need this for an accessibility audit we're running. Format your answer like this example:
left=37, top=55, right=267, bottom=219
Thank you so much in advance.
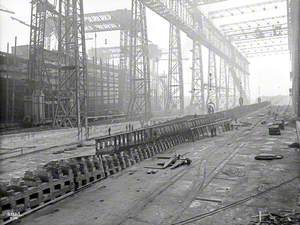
left=0, top=102, right=270, bottom=223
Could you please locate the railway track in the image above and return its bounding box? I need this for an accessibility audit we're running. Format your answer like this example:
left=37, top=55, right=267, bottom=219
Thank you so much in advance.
left=114, top=106, right=269, bottom=225
left=0, top=102, right=270, bottom=224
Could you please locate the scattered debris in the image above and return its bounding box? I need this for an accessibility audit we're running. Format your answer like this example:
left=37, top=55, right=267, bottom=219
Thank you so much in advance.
left=170, top=158, right=192, bottom=169
left=288, top=142, right=300, bottom=148
left=147, top=169, right=158, bottom=174
left=269, top=125, right=281, bottom=135
left=249, top=210, right=300, bottom=225
left=162, top=154, right=180, bottom=169
left=255, top=154, right=284, bottom=160
left=194, top=197, right=223, bottom=204
left=145, top=153, right=192, bottom=170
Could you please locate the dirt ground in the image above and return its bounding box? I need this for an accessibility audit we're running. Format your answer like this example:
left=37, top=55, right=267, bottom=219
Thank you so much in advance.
left=11, top=107, right=300, bottom=225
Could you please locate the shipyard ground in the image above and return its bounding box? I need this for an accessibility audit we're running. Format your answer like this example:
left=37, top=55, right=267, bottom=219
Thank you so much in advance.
left=3, top=106, right=297, bottom=225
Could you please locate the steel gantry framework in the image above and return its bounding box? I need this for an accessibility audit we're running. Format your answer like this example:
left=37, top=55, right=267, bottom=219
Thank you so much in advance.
left=207, top=0, right=289, bottom=57
left=190, top=41, right=205, bottom=112
left=129, top=0, right=151, bottom=120
left=167, top=24, right=184, bottom=113
left=29, top=0, right=88, bottom=140
left=139, top=0, right=250, bottom=113
left=166, top=0, right=184, bottom=113
left=28, top=0, right=53, bottom=123
left=219, top=57, right=229, bottom=110
left=54, top=0, right=88, bottom=140
left=28, top=0, right=273, bottom=128
left=85, top=9, right=131, bottom=113
left=287, top=0, right=300, bottom=117
left=207, top=50, right=218, bottom=112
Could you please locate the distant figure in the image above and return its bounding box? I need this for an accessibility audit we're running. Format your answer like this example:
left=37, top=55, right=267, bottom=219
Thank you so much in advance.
left=108, top=127, right=111, bottom=136
left=126, top=124, right=128, bottom=132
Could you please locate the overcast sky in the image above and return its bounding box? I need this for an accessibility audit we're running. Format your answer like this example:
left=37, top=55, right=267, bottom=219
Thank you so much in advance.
left=0, top=0, right=291, bottom=102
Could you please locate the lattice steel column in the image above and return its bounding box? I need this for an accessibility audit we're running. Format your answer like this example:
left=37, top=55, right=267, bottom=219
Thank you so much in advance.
left=228, top=65, right=237, bottom=107
left=151, top=59, right=161, bottom=111
left=225, top=62, right=231, bottom=110
left=246, top=74, right=251, bottom=103
left=190, top=41, right=205, bottom=112
left=128, top=0, right=151, bottom=120
left=167, top=24, right=184, bottom=113
left=120, top=30, right=130, bottom=112
left=28, top=0, right=50, bottom=124
left=218, top=58, right=228, bottom=110
left=54, top=0, right=88, bottom=141
left=237, top=69, right=244, bottom=105
left=207, top=50, right=218, bottom=113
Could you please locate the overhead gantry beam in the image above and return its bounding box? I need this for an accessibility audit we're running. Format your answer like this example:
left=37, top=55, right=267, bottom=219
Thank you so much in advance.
left=85, top=9, right=132, bottom=32
left=128, top=0, right=151, bottom=119
left=140, top=0, right=250, bottom=108
left=208, top=0, right=287, bottom=19
left=84, top=10, right=132, bottom=113
left=140, top=0, right=249, bottom=75
left=218, top=15, right=288, bottom=56
left=186, top=0, right=227, bottom=6
left=28, top=0, right=88, bottom=140
left=220, top=15, right=288, bottom=36
left=209, top=1, right=289, bottom=57
left=221, top=16, right=288, bottom=42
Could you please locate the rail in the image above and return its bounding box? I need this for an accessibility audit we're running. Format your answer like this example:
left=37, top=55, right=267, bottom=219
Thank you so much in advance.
left=0, top=102, right=270, bottom=224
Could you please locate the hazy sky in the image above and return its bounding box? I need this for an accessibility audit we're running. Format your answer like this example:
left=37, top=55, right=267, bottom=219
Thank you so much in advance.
left=0, top=0, right=291, bottom=102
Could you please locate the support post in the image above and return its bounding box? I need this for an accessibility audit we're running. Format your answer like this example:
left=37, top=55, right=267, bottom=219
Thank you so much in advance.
left=190, top=41, right=205, bottom=113
left=53, top=0, right=88, bottom=141
left=128, top=0, right=151, bottom=120
left=207, top=50, right=218, bottom=113
left=167, top=24, right=184, bottom=113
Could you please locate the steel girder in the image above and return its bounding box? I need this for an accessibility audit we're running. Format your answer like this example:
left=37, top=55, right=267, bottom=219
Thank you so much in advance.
left=190, top=41, right=205, bottom=112
left=139, top=0, right=250, bottom=104
left=167, top=24, right=184, bottom=113
left=28, top=0, right=53, bottom=124
left=227, top=27, right=288, bottom=42
left=220, top=16, right=287, bottom=35
left=140, top=0, right=249, bottom=73
left=85, top=9, right=132, bottom=32
left=119, top=30, right=130, bottom=112
left=208, top=1, right=288, bottom=57
left=234, top=35, right=288, bottom=56
left=221, top=15, right=288, bottom=45
left=159, top=74, right=168, bottom=110
left=208, top=0, right=287, bottom=19
left=187, top=0, right=227, bottom=6
left=226, top=63, right=235, bottom=109
left=53, top=0, right=88, bottom=140
left=218, top=58, right=229, bottom=110
left=128, top=0, right=151, bottom=120
left=287, top=0, right=300, bottom=117
left=207, top=50, right=218, bottom=113
left=29, top=0, right=88, bottom=140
